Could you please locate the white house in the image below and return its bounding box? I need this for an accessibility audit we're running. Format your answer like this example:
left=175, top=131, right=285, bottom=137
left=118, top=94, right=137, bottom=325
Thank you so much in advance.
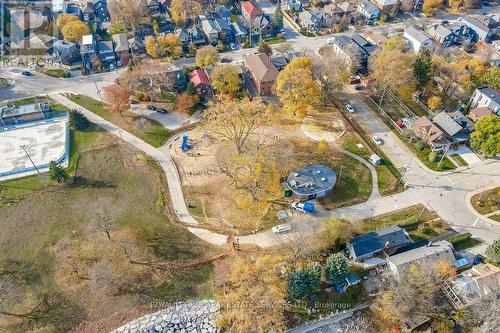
left=403, top=26, right=432, bottom=53
left=469, top=86, right=500, bottom=116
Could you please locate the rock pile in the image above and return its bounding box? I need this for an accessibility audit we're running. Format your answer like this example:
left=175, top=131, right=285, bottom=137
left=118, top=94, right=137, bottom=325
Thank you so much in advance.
left=111, top=300, right=220, bottom=333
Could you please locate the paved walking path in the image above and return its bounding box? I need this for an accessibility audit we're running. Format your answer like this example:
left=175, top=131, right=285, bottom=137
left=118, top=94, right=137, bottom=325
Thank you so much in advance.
left=52, top=93, right=228, bottom=246
left=54, top=92, right=500, bottom=250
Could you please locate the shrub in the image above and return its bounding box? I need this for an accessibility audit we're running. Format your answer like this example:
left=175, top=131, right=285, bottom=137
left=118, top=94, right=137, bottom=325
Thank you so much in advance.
left=69, top=110, right=90, bottom=130
left=429, top=151, right=438, bottom=162
left=134, top=91, right=149, bottom=101
left=485, top=240, right=500, bottom=264
left=323, top=253, right=348, bottom=285
left=418, top=223, right=433, bottom=235
left=48, top=161, right=69, bottom=183
left=413, top=139, right=425, bottom=150
left=287, top=269, right=309, bottom=299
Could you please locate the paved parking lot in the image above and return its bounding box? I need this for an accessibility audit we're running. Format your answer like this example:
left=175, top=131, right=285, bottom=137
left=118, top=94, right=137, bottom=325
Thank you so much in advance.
left=130, top=105, right=185, bottom=130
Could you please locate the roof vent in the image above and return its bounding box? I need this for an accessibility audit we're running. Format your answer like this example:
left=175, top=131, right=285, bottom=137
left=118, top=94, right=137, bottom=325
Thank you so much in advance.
left=321, top=177, right=326, bottom=182
left=294, top=172, right=300, bottom=177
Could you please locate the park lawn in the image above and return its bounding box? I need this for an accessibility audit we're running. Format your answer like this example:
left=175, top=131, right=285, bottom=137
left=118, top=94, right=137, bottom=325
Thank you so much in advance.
left=362, top=204, right=451, bottom=241
left=340, top=133, right=400, bottom=196
left=0, top=129, right=217, bottom=332
left=66, top=94, right=171, bottom=147
left=318, top=153, right=372, bottom=209
left=471, top=187, right=500, bottom=215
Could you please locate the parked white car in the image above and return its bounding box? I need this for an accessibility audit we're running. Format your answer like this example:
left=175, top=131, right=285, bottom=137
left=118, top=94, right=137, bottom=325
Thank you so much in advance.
left=372, top=136, right=383, bottom=145
left=272, top=223, right=292, bottom=234
left=345, top=104, right=354, bottom=113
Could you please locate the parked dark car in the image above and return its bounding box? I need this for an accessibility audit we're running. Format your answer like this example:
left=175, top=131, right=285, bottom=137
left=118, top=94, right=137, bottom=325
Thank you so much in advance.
left=147, top=105, right=158, bottom=111
left=129, top=99, right=139, bottom=104
left=21, top=71, right=32, bottom=76
left=221, top=57, right=232, bottom=63
left=155, top=107, right=168, bottom=114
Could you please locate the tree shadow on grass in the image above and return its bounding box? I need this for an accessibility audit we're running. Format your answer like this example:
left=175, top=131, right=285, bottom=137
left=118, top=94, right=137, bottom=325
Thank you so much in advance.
left=70, top=176, right=116, bottom=189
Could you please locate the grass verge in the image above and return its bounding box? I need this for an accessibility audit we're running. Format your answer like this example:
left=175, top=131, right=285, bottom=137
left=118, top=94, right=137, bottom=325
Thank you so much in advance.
left=362, top=204, right=451, bottom=241
left=471, top=187, right=500, bottom=216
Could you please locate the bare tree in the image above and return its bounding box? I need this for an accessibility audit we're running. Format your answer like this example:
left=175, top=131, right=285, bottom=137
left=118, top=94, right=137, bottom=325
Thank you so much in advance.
left=204, top=99, right=268, bottom=154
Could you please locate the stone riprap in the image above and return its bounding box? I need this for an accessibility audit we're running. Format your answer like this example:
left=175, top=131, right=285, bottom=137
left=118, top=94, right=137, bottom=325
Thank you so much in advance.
left=111, top=300, right=220, bottom=333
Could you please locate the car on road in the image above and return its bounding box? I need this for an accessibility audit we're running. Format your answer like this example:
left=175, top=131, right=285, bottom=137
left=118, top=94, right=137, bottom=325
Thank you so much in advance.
left=345, top=104, right=354, bottom=113
left=21, top=71, right=32, bottom=76
left=155, top=107, right=168, bottom=113
left=354, top=84, right=363, bottom=90
left=147, top=105, right=158, bottom=111
left=372, top=136, right=383, bottom=145
left=221, top=57, right=232, bottom=63
left=272, top=223, right=292, bottom=234
left=129, top=99, right=139, bottom=104
left=280, top=28, right=286, bottom=35
left=230, top=42, right=237, bottom=50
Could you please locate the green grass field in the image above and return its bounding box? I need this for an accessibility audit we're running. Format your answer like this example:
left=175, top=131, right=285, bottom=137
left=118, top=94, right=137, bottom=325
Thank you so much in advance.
left=0, top=127, right=216, bottom=332
left=66, top=94, right=171, bottom=147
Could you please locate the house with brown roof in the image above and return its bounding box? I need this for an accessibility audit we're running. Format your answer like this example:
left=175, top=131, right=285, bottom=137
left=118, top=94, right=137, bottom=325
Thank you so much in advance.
left=412, top=116, right=451, bottom=151
left=468, top=107, right=493, bottom=122
left=244, top=53, right=279, bottom=95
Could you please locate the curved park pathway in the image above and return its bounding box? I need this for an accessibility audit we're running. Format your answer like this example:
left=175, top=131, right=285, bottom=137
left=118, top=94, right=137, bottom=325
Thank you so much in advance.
left=53, top=93, right=500, bottom=252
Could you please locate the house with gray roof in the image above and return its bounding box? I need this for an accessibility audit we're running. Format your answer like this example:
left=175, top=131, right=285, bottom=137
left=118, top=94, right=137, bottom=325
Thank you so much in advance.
left=469, top=86, right=500, bottom=116
left=357, top=0, right=380, bottom=21
left=299, top=10, right=325, bottom=31
left=112, top=33, right=130, bottom=58
left=200, top=16, right=220, bottom=44
left=387, top=240, right=455, bottom=281
left=188, top=26, right=207, bottom=47
left=328, top=34, right=370, bottom=71
left=347, top=226, right=413, bottom=262
left=231, top=20, right=248, bottom=43
left=461, top=16, right=492, bottom=42
left=215, top=18, right=232, bottom=42
left=97, top=40, right=116, bottom=69
left=53, top=40, right=81, bottom=66
left=403, top=26, right=432, bottom=53
left=175, top=28, right=190, bottom=46
left=433, top=112, right=470, bottom=144
left=426, top=24, right=458, bottom=46
left=251, top=14, right=273, bottom=38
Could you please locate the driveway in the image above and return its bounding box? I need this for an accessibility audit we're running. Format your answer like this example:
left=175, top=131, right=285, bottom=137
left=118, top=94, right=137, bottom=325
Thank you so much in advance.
left=130, top=105, right=185, bottom=130
left=449, top=146, right=482, bottom=165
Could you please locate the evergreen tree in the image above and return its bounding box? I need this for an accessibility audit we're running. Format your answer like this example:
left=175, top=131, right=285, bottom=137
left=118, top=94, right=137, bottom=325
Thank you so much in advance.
left=287, top=269, right=309, bottom=299
left=413, top=49, right=433, bottom=92
left=273, top=6, right=284, bottom=30
left=186, top=81, right=197, bottom=96
left=323, top=253, right=348, bottom=285
left=48, top=161, right=69, bottom=183
left=305, top=262, right=321, bottom=292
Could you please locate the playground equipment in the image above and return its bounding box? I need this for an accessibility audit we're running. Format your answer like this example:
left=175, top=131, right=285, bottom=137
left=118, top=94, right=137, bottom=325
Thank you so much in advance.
left=180, top=134, right=192, bottom=152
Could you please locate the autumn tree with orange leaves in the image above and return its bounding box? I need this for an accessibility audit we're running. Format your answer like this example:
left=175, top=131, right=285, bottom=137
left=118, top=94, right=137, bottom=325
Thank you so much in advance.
left=103, top=84, right=130, bottom=116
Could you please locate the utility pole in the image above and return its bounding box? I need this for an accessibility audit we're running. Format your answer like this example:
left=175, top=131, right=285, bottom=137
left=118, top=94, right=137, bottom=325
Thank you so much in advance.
left=92, top=72, right=104, bottom=105
left=20, top=145, right=40, bottom=174
left=398, top=157, right=413, bottom=185
left=436, top=143, right=451, bottom=171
